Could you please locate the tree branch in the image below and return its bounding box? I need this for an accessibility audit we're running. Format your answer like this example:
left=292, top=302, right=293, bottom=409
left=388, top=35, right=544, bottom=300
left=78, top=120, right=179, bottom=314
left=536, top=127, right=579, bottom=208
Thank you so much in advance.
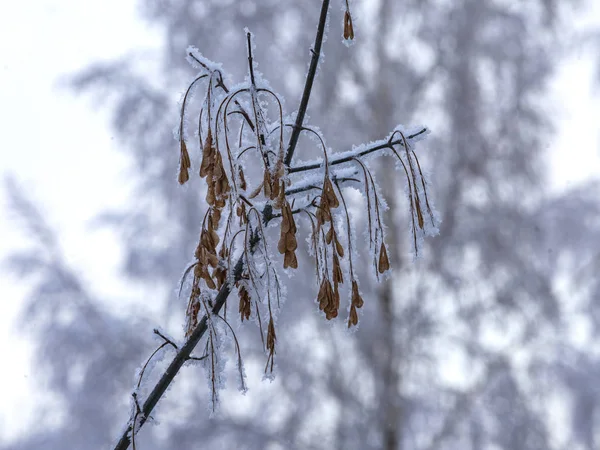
left=114, top=5, right=333, bottom=445
left=288, top=128, right=428, bottom=174
left=114, top=257, right=245, bottom=450
left=284, top=0, right=330, bottom=167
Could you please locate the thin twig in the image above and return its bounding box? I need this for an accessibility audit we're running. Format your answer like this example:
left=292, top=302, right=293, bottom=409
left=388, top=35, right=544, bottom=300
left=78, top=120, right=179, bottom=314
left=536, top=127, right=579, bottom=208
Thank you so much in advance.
left=188, top=52, right=256, bottom=132
left=284, top=0, right=331, bottom=166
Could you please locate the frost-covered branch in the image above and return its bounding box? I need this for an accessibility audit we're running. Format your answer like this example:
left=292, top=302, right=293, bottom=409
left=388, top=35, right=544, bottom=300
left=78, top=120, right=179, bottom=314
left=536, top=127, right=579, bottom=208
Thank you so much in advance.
left=288, top=127, right=428, bottom=174
left=114, top=255, right=247, bottom=450
left=284, top=0, right=331, bottom=166
left=113, top=2, right=439, bottom=448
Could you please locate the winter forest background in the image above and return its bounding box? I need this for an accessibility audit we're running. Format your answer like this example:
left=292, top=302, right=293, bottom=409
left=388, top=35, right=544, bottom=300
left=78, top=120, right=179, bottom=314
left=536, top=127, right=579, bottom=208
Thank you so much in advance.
left=2, top=0, right=600, bottom=449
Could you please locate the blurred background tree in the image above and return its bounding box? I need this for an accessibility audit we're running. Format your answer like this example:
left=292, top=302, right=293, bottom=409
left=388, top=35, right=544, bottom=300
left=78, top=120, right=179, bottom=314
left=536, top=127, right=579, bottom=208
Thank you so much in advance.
left=4, top=1, right=600, bottom=449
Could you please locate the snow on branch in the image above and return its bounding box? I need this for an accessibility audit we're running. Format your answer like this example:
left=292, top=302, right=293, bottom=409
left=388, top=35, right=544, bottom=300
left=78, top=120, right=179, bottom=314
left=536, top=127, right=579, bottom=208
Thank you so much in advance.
left=114, top=4, right=439, bottom=449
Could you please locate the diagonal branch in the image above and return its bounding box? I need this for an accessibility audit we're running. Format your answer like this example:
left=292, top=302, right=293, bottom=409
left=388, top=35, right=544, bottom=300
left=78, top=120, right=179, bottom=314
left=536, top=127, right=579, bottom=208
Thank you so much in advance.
left=114, top=257, right=245, bottom=450
left=284, top=0, right=330, bottom=167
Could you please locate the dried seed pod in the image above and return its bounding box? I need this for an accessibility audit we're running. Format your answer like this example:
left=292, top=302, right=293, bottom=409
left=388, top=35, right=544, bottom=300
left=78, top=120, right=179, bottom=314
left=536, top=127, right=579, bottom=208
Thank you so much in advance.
left=210, top=208, right=222, bottom=229
left=348, top=306, right=359, bottom=327
left=351, top=280, right=364, bottom=309
left=238, top=165, right=247, bottom=191
left=200, top=129, right=214, bottom=178
left=271, top=176, right=280, bottom=200
left=415, top=195, right=424, bottom=229
left=185, top=294, right=201, bottom=337
left=238, top=285, right=251, bottom=322
left=206, top=181, right=216, bottom=207
left=266, top=317, right=276, bottom=371
left=332, top=253, right=343, bottom=285
left=347, top=280, right=364, bottom=328
left=323, top=178, right=340, bottom=208
left=278, top=200, right=298, bottom=269
left=178, top=140, right=191, bottom=185
left=317, top=278, right=332, bottom=312
left=218, top=242, right=229, bottom=259
left=343, top=10, right=354, bottom=40
left=213, top=151, right=230, bottom=203
left=284, top=251, right=298, bottom=269
left=325, top=282, right=340, bottom=320
left=236, top=202, right=247, bottom=226
left=213, top=265, right=227, bottom=289
left=325, top=225, right=334, bottom=244
left=263, top=170, right=272, bottom=198
left=378, top=242, right=390, bottom=274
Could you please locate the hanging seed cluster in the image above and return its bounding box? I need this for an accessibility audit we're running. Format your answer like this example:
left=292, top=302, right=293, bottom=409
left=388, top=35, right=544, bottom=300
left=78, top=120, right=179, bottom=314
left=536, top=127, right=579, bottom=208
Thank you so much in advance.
left=176, top=32, right=438, bottom=400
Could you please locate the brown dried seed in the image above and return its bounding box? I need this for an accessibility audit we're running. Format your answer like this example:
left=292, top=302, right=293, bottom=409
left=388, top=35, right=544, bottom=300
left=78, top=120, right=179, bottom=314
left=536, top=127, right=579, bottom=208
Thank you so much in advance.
left=178, top=168, right=190, bottom=185
left=348, top=306, right=358, bottom=327
left=203, top=273, right=216, bottom=290
left=238, top=166, right=247, bottom=191
left=207, top=252, right=218, bottom=268
left=283, top=251, right=298, bottom=269
left=415, top=196, right=424, bottom=229
left=211, top=209, right=222, bottom=228
left=325, top=226, right=334, bottom=244
left=178, top=140, right=191, bottom=185
left=274, top=180, right=286, bottom=209
left=280, top=212, right=291, bottom=235
left=335, top=237, right=344, bottom=258
left=277, top=235, right=286, bottom=254
left=286, top=233, right=297, bottom=252
left=213, top=266, right=227, bottom=289
left=378, top=242, right=390, bottom=273
left=271, top=176, right=280, bottom=200
left=323, top=178, right=340, bottom=208
left=267, top=318, right=276, bottom=351
left=332, top=253, right=343, bottom=284
left=324, top=280, right=340, bottom=320
left=238, top=286, right=251, bottom=322
left=207, top=229, right=220, bottom=250
left=206, top=182, right=216, bottom=206
left=317, top=278, right=331, bottom=311
left=344, top=10, right=354, bottom=40
left=351, top=280, right=364, bottom=309
left=263, top=171, right=272, bottom=198
left=193, top=263, right=202, bottom=277
left=200, top=129, right=214, bottom=178
left=185, top=299, right=201, bottom=337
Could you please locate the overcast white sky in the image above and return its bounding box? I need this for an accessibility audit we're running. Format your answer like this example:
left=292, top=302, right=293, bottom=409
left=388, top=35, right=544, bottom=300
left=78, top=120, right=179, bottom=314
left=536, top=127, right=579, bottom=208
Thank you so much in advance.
left=0, top=0, right=599, bottom=443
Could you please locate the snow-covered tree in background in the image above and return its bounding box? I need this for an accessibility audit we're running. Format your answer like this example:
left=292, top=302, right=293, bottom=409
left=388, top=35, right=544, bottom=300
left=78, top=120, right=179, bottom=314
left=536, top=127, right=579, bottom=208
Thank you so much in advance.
left=4, top=1, right=600, bottom=449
